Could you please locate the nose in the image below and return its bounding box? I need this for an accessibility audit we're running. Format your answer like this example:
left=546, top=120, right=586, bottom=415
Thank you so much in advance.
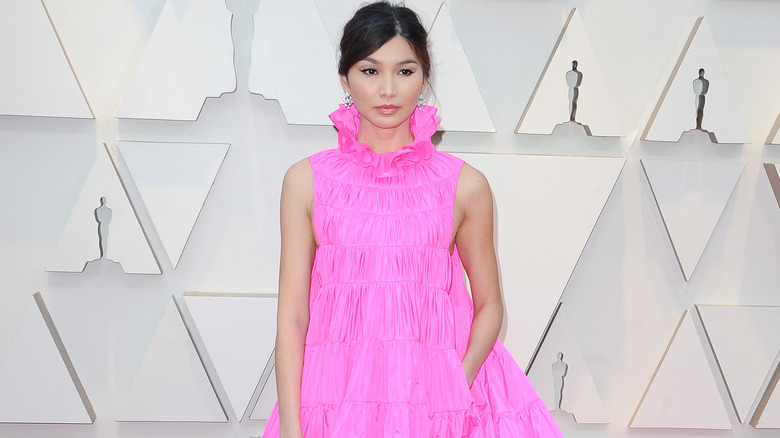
left=379, top=74, right=397, bottom=98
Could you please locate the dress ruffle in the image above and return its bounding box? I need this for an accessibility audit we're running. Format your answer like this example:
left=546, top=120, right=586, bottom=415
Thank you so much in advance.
left=264, top=401, right=480, bottom=438
left=329, top=104, right=439, bottom=178
left=263, top=105, right=562, bottom=437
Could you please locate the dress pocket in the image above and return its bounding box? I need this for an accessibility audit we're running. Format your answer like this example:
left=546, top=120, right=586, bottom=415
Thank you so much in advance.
left=443, top=348, right=476, bottom=403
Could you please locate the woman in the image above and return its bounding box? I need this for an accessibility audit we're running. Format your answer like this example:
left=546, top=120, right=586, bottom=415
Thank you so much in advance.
left=264, top=2, right=562, bottom=437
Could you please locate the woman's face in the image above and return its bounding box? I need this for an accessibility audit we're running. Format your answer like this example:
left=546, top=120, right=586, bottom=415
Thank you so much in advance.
left=341, top=35, right=426, bottom=134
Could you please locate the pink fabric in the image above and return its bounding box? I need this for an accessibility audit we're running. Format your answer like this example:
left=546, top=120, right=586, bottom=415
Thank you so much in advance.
left=263, top=105, right=562, bottom=437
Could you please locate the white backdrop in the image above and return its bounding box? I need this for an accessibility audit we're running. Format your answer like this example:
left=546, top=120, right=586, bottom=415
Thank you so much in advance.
left=1, top=0, right=780, bottom=437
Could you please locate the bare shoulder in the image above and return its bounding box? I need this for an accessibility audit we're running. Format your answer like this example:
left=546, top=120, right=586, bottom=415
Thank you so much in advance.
left=456, top=162, right=492, bottom=206
left=281, top=158, right=314, bottom=220
left=282, top=158, right=313, bottom=195
left=283, top=158, right=313, bottom=185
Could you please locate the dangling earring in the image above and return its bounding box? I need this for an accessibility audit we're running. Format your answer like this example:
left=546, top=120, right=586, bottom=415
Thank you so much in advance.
left=343, top=91, right=353, bottom=108
left=417, top=93, right=425, bottom=109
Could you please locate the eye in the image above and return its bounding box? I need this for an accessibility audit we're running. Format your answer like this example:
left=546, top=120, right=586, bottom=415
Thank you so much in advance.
left=399, top=69, right=415, bottom=76
left=359, top=68, right=378, bottom=75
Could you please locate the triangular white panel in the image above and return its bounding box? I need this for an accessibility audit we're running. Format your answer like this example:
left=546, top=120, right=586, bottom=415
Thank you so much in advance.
left=118, top=142, right=229, bottom=268
left=0, top=293, right=94, bottom=423
left=42, top=0, right=166, bottom=117
left=184, top=293, right=277, bottom=420
left=249, top=366, right=277, bottom=421
left=47, top=145, right=160, bottom=274
left=641, top=159, right=744, bottom=281
left=455, top=153, right=624, bottom=367
left=427, top=3, right=494, bottom=132
left=527, top=307, right=608, bottom=423
left=696, top=305, right=780, bottom=423
left=515, top=8, right=622, bottom=137
left=0, top=0, right=91, bottom=118
left=631, top=311, right=731, bottom=429
left=117, top=298, right=226, bottom=422
left=643, top=17, right=749, bottom=143
left=117, top=0, right=235, bottom=120
left=249, top=0, right=341, bottom=125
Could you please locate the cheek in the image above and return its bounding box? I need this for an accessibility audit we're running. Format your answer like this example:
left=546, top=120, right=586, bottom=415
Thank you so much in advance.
left=404, top=77, right=424, bottom=93
left=401, top=82, right=423, bottom=102
left=347, top=79, right=374, bottom=101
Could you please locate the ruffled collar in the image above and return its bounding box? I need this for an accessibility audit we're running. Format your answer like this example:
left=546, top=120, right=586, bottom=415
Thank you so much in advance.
left=329, top=104, right=440, bottom=177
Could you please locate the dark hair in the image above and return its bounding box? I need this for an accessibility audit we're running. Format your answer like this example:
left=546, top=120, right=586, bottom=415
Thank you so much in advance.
left=338, top=1, right=431, bottom=80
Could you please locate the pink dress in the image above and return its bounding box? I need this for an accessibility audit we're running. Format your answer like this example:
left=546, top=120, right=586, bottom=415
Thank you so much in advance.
left=263, top=105, right=562, bottom=438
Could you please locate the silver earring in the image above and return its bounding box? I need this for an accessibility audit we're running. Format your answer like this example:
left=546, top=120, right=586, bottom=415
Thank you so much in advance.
left=417, top=93, right=425, bottom=108
left=343, top=91, right=353, bottom=108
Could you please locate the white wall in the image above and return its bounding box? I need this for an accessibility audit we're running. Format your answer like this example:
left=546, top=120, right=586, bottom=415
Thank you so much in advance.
left=1, top=0, right=779, bottom=437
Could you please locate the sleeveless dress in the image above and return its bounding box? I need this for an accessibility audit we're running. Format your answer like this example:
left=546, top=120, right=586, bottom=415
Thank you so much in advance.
left=262, top=104, right=562, bottom=438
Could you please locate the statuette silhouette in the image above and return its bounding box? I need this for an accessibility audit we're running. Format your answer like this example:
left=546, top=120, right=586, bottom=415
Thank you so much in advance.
left=566, top=60, right=583, bottom=122
left=94, top=197, right=112, bottom=259
left=693, top=68, right=709, bottom=130
left=226, top=0, right=260, bottom=91
left=552, top=352, right=569, bottom=411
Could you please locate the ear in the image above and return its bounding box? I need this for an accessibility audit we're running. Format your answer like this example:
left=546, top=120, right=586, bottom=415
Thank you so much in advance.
left=340, top=75, right=350, bottom=92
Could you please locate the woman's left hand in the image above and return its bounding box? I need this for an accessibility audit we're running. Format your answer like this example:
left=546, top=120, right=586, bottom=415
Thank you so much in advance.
left=462, top=359, right=478, bottom=388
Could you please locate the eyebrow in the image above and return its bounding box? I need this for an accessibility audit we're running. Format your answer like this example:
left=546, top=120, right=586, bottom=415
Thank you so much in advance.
left=362, top=57, right=419, bottom=66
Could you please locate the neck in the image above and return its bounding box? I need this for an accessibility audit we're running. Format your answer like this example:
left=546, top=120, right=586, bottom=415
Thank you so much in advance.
left=356, top=116, right=414, bottom=154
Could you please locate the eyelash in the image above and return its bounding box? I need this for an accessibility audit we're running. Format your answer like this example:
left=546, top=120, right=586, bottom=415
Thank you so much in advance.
left=359, top=68, right=416, bottom=76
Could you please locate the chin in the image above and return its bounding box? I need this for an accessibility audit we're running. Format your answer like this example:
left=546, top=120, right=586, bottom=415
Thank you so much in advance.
left=372, top=117, right=408, bottom=130
left=378, top=109, right=415, bottom=125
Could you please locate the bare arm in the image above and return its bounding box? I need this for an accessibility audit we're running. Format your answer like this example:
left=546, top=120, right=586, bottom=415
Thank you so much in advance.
left=276, top=159, right=316, bottom=438
left=453, top=163, right=503, bottom=387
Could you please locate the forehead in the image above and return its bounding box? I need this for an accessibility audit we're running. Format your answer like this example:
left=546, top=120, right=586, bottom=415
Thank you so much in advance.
left=361, top=35, right=418, bottom=63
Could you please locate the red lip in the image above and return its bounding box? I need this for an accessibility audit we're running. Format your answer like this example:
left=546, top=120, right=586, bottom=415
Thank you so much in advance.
left=376, top=105, right=400, bottom=115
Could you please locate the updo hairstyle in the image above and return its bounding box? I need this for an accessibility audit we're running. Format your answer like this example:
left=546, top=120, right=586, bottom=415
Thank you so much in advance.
left=338, top=1, right=431, bottom=80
